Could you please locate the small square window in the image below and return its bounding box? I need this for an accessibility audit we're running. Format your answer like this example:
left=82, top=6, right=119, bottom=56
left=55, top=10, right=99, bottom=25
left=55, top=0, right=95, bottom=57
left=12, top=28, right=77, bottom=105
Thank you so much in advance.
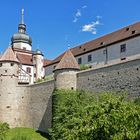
left=88, top=55, right=92, bottom=62
left=11, top=63, right=14, bottom=66
left=26, top=67, right=31, bottom=73
left=120, top=44, right=126, bottom=53
left=78, top=58, right=82, bottom=64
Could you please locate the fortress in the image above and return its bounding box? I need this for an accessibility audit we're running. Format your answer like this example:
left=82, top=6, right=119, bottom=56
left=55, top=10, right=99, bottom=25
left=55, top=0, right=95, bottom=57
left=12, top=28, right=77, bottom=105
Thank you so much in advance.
left=0, top=10, right=140, bottom=133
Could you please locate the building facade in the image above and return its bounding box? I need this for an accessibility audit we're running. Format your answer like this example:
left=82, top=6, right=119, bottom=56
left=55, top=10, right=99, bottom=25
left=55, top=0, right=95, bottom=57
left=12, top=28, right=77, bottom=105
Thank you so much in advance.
left=0, top=9, right=47, bottom=84
left=45, top=22, right=140, bottom=76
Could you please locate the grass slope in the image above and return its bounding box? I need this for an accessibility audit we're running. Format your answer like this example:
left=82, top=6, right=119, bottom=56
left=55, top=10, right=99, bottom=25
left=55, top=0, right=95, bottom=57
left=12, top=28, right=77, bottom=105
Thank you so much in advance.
left=5, top=127, right=48, bottom=140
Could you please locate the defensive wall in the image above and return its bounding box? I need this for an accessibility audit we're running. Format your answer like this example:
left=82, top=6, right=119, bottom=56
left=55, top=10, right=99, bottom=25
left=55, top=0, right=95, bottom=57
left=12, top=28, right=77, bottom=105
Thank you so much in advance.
left=77, top=58, right=140, bottom=98
left=0, top=79, right=54, bottom=133
left=1, top=58, right=140, bottom=133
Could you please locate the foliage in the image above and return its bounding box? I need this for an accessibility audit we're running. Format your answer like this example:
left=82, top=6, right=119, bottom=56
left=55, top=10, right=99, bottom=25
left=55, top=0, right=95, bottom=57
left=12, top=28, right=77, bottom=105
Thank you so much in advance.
left=0, top=122, right=9, bottom=140
left=50, top=90, right=140, bottom=140
left=2, top=127, right=48, bottom=140
left=134, top=97, right=140, bottom=106
left=36, top=78, right=44, bottom=83
left=36, top=75, right=54, bottom=83
left=80, top=64, right=91, bottom=70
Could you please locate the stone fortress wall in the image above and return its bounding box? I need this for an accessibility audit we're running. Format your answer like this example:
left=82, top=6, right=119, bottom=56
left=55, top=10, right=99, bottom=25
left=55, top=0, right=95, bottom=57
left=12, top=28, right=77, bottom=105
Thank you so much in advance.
left=1, top=58, right=140, bottom=133
left=77, top=58, right=140, bottom=98
left=0, top=79, right=54, bottom=133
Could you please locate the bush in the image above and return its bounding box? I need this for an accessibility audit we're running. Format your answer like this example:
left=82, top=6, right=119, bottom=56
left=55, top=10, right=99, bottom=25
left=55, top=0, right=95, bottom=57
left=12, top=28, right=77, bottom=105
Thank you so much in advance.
left=50, top=90, right=140, bottom=140
left=0, top=122, right=9, bottom=140
left=80, top=64, right=91, bottom=70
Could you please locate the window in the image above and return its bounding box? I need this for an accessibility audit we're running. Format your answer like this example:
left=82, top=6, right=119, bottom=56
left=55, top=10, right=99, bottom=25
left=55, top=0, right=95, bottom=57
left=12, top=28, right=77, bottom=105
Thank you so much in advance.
left=78, top=58, right=82, bottom=64
left=88, top=55, right=92, bottom=62
left=26, top=67, right=31, bottom=73
left=11, top=63, right=14, bottom=66
left=126, top=27, right=129, bottom=31
left=23, top=47, right=26, bottom=50
left=132, top=30, right=136, bottom=34
left=0, top=63, right=2, bottom=67
left=103, top=49, right=107, bottom=54
left=120, top=44, right=126, bottom=53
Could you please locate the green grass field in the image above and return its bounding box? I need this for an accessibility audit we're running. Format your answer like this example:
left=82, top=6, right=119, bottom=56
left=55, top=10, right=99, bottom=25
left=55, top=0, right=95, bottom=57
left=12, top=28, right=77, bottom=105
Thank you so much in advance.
left=5, top=127, right=48, bottom=140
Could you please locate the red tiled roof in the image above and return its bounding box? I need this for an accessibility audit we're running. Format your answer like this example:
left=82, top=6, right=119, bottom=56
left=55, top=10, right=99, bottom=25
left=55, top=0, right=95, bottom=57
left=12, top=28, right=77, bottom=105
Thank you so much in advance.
left=45, top=21, right=140, bottom=66
left=43, top=59, right=52, bottom=66
left=0, top=47, right=19, bottom=63
left=17, top=53, right=33, bottom=65
left=55, top=49, right=80, bottom=70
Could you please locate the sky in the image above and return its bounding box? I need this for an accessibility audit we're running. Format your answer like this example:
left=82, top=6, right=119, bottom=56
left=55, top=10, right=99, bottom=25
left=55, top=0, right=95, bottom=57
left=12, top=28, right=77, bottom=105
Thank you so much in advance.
left=0, top=0, right=140, bottom=60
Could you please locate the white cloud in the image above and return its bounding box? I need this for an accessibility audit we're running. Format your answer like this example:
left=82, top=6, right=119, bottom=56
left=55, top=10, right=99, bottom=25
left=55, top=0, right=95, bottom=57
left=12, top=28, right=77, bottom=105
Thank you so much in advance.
left=82, top=5, right=87, bottom=9
left=73, top=18, right=78, bottom=23
left=75, top=9, right=81, bottom=17
left=73, top=9, right=81, bottom=23
left=81, top=19, right=101, bottom=34
left=73, top=6, right=87, bottom=23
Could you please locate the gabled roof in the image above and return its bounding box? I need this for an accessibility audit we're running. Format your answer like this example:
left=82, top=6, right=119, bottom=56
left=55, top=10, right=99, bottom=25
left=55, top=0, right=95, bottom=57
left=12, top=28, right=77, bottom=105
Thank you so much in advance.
left=16, top=53, right=33, bottom=65
left=0, top=47, right=19, bottom=63
left=45, top=21, right=140, bottom=67
left=54, top=49, right=80, bottom=71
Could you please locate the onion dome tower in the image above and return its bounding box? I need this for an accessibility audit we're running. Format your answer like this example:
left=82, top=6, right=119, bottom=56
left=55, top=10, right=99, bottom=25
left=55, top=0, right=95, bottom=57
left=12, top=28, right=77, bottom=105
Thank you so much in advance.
left=11, top=9, right=32, bottom=51
left=54, top=49, right=80, bottom=90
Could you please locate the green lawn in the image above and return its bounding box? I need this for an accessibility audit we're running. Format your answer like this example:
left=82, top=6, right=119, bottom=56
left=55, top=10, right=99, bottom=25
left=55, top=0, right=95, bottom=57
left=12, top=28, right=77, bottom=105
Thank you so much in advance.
left=5, top=127, right=48, bottom=140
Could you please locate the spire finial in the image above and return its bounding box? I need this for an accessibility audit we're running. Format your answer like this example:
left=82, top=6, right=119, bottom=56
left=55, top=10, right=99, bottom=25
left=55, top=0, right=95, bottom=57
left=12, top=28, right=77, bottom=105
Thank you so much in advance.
left=21, top=8, right=24, bottom=24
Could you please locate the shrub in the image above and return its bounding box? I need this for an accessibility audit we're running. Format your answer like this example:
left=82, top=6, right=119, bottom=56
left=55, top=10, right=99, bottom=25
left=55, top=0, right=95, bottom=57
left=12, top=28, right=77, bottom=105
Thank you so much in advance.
left=50, top=90, right=140, bottom=140
left=0, top=122, right=9, bottom=140
left=80, top=64, right=91, bottom=70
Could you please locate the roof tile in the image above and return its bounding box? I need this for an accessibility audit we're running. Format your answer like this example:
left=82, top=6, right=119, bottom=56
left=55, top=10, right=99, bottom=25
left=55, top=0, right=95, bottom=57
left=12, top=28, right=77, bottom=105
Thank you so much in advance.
left=55, top=49, right=80, bottom=70
left=0, top=47, right=19, bottom=63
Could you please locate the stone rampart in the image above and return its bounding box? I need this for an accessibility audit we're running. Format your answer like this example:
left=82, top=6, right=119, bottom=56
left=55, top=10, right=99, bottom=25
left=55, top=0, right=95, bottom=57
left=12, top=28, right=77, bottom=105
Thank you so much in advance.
left=77, top=59, right=140, bottom=98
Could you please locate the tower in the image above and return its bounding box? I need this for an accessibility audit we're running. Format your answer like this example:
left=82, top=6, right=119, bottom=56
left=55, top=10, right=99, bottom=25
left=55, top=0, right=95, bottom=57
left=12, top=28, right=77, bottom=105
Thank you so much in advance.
left=33, top=49, right=44, bottom=81
left=54, top=49, right=80, bottom=90
left=0, top=47, right=20, bottom=127
left=11, top=9, right=32, bottom=51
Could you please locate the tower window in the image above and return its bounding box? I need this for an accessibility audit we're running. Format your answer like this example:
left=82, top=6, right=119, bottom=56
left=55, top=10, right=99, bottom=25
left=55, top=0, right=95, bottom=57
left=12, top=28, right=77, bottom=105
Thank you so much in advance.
left=0, top=63, right=2, bottom=67
left=88, top=55, right=92, bottom=62
left=120, top=44, right=126, bottom=53
left=11, top=63, right=14, bottom=66
left=78, top=58, right=82, bottom=64
left=26, top=67, right=31, bottom=73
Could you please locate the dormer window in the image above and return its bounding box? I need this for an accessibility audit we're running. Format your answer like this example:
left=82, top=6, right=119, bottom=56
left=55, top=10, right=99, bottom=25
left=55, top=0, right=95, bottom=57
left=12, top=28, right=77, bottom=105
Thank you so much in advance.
left=126, top=27, right=129, bottom=31
left=100, top=42, right=105, bottom=45
left=132, top=30, right=136, bottom=34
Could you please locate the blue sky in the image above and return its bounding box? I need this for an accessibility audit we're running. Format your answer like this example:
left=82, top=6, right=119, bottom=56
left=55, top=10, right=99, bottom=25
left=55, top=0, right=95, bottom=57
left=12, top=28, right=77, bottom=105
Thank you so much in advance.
left=0, top=0, right=140, bottom=60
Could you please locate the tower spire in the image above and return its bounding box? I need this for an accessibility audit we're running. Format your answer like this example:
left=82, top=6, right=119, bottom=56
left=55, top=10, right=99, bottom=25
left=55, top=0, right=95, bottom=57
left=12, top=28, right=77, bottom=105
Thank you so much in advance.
left=21, top=8, right=24, bottom=24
